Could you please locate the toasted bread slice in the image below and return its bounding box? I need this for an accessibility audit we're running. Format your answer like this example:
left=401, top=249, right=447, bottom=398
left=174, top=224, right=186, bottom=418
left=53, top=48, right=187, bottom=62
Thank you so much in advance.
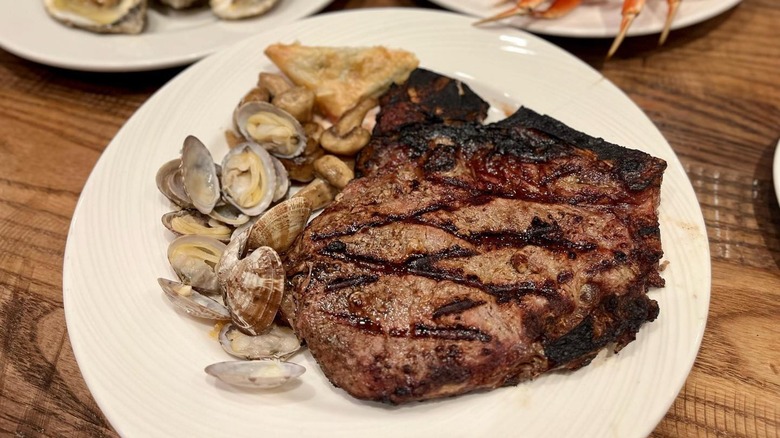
left=264, top=43, right=419, bottom=121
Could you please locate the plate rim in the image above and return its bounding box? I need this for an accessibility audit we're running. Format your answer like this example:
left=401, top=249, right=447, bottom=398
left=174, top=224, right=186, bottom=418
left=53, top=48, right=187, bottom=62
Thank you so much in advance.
left=62, top=8, right=711, bottom=437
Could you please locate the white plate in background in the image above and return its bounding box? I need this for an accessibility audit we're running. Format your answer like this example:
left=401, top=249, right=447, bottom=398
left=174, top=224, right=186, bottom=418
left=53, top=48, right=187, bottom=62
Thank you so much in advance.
left=429, top=0, right=741, bottom=38
left=0, top=0, right=331, bottom=71
left=63, top=8, right=710, bottom=438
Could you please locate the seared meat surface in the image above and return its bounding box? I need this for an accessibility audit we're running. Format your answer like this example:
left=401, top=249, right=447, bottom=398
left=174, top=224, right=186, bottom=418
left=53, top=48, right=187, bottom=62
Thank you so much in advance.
left=284, top=69, right=666, bottom=404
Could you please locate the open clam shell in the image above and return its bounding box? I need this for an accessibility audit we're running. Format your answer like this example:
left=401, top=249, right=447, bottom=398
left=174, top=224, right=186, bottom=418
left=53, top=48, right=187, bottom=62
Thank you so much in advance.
left=181, top=135, right=221, bottom=215
left=43, top=0, right=147, bottom=34
left=220, top=142, right=277, bottom=217
left=247, top=197, right=312, bottom=253
left=223, top=246, right=284, bottom=335
left=234, top=101, right=306, bottom=159
left=167, top=235, right=227, bottom=295
left=158, top=278, right=230, bottom=321
left=156, top=159, right=194, bottom=209
left=162, top=209, right=233, bottom=242
left=205, top=360, right=305, bottom=389
left=208, top=203, right=251, bottom=227
left=218, top=323, right=301, bottom=360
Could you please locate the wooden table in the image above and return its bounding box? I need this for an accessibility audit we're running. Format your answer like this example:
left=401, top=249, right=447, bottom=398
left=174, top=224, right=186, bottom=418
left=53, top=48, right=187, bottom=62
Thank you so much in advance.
left=1, top=0, right=777, bottom=436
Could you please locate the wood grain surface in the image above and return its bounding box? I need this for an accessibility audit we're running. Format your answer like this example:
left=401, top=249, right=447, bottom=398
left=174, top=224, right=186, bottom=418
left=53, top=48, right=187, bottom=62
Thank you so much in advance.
left=1, top=0, right=778, bottom=436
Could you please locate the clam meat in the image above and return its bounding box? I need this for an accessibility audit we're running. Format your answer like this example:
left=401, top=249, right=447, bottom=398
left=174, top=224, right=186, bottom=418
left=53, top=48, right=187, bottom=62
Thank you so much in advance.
left=218, top=323, right=301, bottom=360
left=205, top=360, right=305, bottom=389
left=210, top=0, right=279, bottom=20
left=158, top=278, right=230, bottom=321
left=234, top=101, right=306, bottom=159
left=220, top=142, right=277, bottom=217
left=162, top=209, right=233, bottom=242
left=167, top=235, right=226, bottom=294
left=43, top=0, right=148, bottom=34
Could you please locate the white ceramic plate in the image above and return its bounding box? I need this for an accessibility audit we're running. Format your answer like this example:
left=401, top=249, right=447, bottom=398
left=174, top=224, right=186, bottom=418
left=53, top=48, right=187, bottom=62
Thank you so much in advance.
left=774, top=138, right=780, bottom=204
left=429, top=0, right=741, bottom=38
left=63, top=8, right=710, bottom=438
left=0, top=0, right=330, bottom=72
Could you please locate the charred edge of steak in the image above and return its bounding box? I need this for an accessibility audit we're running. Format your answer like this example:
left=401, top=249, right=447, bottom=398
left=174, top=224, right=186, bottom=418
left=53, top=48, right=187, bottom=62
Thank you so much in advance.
left=357, top=68, right=489, bottom=177
left=497, top=107, right=668, bottom=191
left=543, top=291, right=660, bottom=369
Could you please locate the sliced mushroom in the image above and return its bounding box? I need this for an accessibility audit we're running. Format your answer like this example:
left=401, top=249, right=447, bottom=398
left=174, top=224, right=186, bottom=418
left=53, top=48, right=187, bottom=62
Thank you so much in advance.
left=292, top=177, right=339, bottom=211
left=279, top=123, right=325, bottom=183
left=258, top=72, right=291, bottom=97
left=313, top=155, right=354, bottom=189
left=239, top=86, right=271, bottom=106
left=272, top=86, right=315, bottom=123
left=320, top=97, right=378, bottom=156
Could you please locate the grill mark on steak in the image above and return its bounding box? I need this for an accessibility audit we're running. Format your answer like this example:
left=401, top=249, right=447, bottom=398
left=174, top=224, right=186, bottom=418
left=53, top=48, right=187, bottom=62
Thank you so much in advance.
left=412, top=324, right=492, bottom=342
left=319, top=241, right=559, bottom=303
left=285, top=68, right=666, bottom=404
left=432, top=298, right=487, bottom=319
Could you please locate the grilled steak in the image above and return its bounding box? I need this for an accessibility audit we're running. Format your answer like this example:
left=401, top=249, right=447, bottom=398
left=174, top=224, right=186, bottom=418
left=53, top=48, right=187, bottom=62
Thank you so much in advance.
left=284, top=69, right=666, bottom=404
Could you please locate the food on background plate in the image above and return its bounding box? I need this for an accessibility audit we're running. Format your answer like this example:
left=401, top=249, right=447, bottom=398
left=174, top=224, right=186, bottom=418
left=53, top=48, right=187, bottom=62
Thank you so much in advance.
left=43, top=0, right=281, bottom=34
left=476, top=0, right=682, bottom=58
left=154, top=43, right=667, bottom=401
left=44, top=0, right=148, bottom=34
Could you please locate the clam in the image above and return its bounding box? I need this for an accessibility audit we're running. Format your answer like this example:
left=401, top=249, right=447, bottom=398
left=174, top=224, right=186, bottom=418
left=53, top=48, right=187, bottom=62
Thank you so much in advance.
left=218, top=323, right=301, bottom=360
left=181, top=136, right=221, bottom=215
left=158, top=278, right=230, bottom=321
left=167, top=235, right=227, bottom=295
left=271, top=156, right=290, bottom=202
left=216, top=224, right=250, bottom=293
left=43, top=0, right=147, bottom=34
left=210, top=0, right=279, bottom=20
left=205, top=360, right=305, bottom=389
left=223, top=246, right=284, bottom=335
left=247, top=197, right=311, bottom=253
left=156, top=159, right=193, bottom=209
left=208, top=203, right=251, bottom=227
left=220, top=142, right=277, bottom=217
left=234, top=101, right=306, bottom=159
left=162, top=209, right=233, bottom=242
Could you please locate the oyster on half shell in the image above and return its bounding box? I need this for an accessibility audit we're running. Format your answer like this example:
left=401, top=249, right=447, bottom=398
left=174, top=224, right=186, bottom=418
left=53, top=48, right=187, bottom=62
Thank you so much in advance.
left=210, top=0, right=279, bottom=20
left=43, top=0, right=148, bottom=34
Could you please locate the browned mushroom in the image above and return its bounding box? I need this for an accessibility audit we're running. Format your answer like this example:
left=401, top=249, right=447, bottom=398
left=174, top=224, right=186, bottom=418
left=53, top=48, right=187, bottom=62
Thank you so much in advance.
left=279, top=123, right=325, bottom=182
left=313, top=155, right=354, bottom=189
left=258, top=72, right=292, bottom=97
left=320, top=97, right=378, bottom=156
left=224, top=129, right=245, bottom=149
left=272, top=86, right=316, bottom=123
left=292, top=177, right=339, bottom=211
left=239, top=86, right=271, bottom=106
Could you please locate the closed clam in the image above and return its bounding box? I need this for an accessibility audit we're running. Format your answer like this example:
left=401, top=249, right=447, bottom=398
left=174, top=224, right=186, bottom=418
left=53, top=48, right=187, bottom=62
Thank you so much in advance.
left=205, top=360, right=305, bottom=389
left=218, top=323, right=301, bottom=360
left=223, top=246, right=285, bottom=335
left=158, top=278, right=230, bottom=321
left=162, top=209, right=233, bottom=242
left=247, top=197, right=311, bottom=253
left=234, top=101, right=306, bottom=159
left=167, top=235, right=227, bottom=295
left=181, top=135, right=221, bottom=215
left=220, top=142, right=277, bottom=217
